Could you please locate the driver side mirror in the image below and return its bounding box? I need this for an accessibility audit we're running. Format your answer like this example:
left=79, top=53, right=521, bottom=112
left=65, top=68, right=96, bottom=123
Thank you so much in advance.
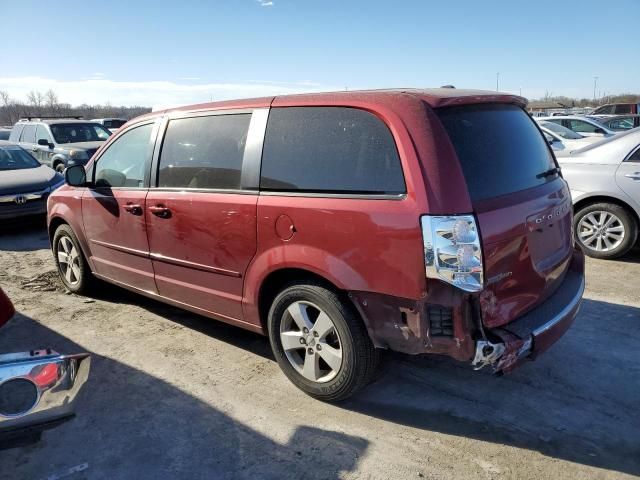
left=65, top=164, right=87, bottom=187
left=37, top=139, right=53, bottom=148
left=594, top=127, right=606, bottom=134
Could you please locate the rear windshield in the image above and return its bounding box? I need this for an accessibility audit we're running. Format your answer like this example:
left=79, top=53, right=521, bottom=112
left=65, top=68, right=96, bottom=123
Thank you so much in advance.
left=437, top=104, right=557, bottom=202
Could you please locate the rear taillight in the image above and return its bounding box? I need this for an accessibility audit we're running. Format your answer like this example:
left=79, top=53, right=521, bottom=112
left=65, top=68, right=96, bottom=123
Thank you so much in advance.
left=421, top=215, right=484, bottom=292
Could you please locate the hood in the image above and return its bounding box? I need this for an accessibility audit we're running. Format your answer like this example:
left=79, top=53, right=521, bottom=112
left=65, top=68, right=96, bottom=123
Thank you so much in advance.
left=0, top=165, right=59, bottom=195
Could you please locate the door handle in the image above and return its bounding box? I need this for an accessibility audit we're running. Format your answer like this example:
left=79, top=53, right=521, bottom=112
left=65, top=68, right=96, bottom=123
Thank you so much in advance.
left=624, top=172, right=640, bottom=180
left=32, top=147, right=38, bottom=152
left=149, top=205, right=171, bottom=218
left=123, top=203, right=142, bottom=215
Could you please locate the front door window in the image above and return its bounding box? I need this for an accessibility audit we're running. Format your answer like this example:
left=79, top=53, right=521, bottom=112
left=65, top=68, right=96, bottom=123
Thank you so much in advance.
left=94, top=123, right=153, bottom=188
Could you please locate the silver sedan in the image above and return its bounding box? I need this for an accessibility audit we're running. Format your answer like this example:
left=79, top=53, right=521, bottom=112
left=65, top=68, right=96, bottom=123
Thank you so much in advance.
left=558, top=128, right=640, bottom=259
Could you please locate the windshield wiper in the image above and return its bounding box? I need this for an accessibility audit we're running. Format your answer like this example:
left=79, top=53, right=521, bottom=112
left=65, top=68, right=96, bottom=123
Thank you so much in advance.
left=537, top=167, right=561, bottom=179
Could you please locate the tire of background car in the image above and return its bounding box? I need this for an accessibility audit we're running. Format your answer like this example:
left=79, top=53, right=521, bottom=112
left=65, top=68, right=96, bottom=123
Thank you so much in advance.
left=267, top=281, right=379, bottom=402
left=574, top=202, right=638, bottom=259
left=53, top=161, right=65, bottom=174
left=52, top=224, right=93, bottom=294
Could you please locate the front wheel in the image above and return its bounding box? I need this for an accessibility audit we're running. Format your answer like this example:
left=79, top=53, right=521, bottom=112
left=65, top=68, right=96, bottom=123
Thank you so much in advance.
left=574, top=203, right=638, bottom=259
left=267, top=282, right=379, bottom=402
left=52, top=224, right=93, bottom=294
left=54, top=163, right=65, bottom=174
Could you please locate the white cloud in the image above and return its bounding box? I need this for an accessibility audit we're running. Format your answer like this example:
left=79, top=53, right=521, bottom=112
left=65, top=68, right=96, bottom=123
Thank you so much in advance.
left=0, top=76, right=331, bottom=107
left=257, top=0, right=274, bottom=6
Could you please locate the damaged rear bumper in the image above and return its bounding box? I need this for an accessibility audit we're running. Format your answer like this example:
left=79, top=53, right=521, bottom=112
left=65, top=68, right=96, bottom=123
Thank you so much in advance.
left=350, top=248, right=585, bottom=373
left=476, top=249, right=585, bottom=373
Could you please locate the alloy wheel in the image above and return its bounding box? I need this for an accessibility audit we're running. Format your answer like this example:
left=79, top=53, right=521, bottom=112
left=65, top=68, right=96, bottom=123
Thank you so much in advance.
left=577, top=211, right=625, bottom=252
left=57, top=236, right=81, bottom=285
left=279, top=301, right=343, bottom=383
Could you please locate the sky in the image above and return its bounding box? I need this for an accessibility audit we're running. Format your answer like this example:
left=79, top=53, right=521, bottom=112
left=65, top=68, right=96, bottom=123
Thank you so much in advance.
left=1, top=0, right=638, bottom=107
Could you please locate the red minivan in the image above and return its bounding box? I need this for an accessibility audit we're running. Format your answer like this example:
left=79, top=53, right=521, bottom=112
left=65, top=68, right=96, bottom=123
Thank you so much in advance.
left=48, top=89, right=585, bottom=401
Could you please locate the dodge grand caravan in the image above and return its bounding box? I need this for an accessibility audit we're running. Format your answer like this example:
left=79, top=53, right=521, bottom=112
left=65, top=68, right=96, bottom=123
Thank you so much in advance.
left=47, top=89, right=585, bottom=401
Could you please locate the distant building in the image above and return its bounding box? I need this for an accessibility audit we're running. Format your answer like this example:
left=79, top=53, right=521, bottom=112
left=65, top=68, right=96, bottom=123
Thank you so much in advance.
left=528, top=101, right=594, bottom=117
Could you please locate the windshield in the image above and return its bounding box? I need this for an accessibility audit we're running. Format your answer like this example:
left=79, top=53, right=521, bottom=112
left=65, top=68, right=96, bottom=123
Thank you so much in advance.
left=540, top=121, right=583, bottom=139
left=437, top=104, right=557, bottom=202
left=0, top=147, right=41, bottom=170
left=103, top=119, right=127, bottom=129
left=50, top=123, right=111, bottom=144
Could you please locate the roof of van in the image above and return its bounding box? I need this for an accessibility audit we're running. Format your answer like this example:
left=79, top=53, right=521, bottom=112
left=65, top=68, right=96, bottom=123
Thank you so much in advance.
left=140, top=88, right=527, bottom=120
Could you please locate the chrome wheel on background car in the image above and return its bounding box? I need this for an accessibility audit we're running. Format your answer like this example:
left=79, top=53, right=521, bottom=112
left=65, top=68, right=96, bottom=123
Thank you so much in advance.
left=574, top=203, right=638, bottom=260
left=279, top=301, right=343, bottom=383
left=57, top=236, right=81, bottom=286
left=577, top=211, right=625, bottom=252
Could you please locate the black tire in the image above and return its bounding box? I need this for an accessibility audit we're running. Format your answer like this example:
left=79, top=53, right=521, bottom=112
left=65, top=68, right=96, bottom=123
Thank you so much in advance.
left=52, top=224, right=93, bottom=294
left=267, top=282, right=379, bottom=402
left=574, top=202, right=638, bottom=259
left=54, top=162, right=65, bottom=174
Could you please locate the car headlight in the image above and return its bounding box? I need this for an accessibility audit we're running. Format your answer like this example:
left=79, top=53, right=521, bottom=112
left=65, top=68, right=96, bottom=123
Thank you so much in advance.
left=68, top=150, right=89, bottom=160
left=421, top=215, right=484, bottom=292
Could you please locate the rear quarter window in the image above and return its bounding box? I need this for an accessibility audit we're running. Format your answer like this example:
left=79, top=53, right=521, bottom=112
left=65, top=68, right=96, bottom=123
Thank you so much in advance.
left=437, top=104, right=556, bottom=202
left=260, top=107, right=405, bottom=195
left=19, top=124, right=37, bottom=144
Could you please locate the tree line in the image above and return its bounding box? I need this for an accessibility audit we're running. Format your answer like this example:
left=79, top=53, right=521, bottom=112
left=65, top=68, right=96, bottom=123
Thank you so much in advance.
left=534, top=92, right=640, bottom=108
left=0, top=89, right=151, bottom=127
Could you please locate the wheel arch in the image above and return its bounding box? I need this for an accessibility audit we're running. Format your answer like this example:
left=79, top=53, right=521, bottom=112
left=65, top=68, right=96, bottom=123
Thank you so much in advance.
left=50, top=155, right=68, bottom=169
left=47, top=210, right=94, bottom=271
left=48, top=215, right=68, bottom=245
left=573, top=194, right=640, bottom=229
left=256, top=267, right=347, bottom=334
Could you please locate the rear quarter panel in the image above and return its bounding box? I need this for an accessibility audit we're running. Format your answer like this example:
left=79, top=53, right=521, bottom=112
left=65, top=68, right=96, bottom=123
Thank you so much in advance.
left=243, top=95, right=443, bottom=326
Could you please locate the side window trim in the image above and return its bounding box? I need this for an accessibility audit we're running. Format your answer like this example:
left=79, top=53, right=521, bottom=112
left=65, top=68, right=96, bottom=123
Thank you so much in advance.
left=624, top=145, right=640, bottom=163
left=90, top=119, right=160, bottom=189
left=150, top=108, right=261, bottom=191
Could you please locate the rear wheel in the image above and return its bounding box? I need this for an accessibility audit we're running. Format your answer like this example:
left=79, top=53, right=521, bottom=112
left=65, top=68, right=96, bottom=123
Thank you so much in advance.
left=574, top=202, right=637, bottom=259
left=267, top=282, right=379, bottom=402
left=53, top=224, right=93, bottom=294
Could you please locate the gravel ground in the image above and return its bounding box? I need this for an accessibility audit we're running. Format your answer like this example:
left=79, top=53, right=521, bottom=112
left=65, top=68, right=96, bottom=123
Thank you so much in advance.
left=0, top=220, right=639, bottom=480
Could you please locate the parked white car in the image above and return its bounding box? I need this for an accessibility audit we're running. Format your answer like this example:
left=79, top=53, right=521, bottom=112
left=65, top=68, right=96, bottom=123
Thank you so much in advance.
left=558, top=128, right=640, bottom=259
left=539, top=116, right=617, bottom=138
left=537, top=121, right=601, bottom=157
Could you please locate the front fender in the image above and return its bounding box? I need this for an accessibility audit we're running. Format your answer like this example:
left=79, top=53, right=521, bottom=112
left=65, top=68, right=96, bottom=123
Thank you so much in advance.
left=47, top=188, right=93, bottom=271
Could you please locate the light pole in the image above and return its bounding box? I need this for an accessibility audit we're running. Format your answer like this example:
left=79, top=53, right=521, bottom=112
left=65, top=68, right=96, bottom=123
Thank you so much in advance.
left=593, top=76, right=598, bottom=102
left=496, top=72, right=500, bottom=92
